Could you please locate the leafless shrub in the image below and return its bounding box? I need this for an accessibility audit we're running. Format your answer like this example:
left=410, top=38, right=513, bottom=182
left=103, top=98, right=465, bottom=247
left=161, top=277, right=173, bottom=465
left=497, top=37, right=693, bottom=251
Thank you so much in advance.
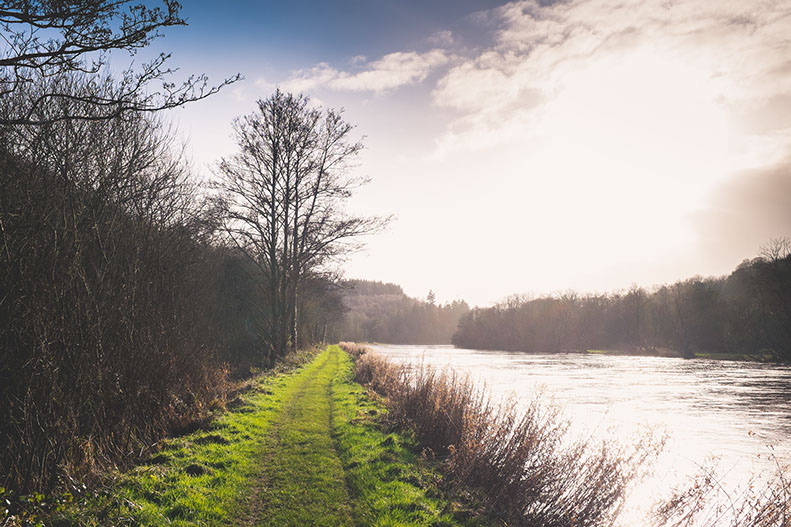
left=652, top=456, right=791, bottom=527
left=0, top=75, right=229, bottom=493
left=353, top=348, right=660, bottom=526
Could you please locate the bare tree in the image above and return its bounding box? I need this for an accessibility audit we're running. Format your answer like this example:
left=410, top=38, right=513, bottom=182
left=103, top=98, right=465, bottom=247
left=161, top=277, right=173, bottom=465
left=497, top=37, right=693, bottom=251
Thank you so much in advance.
left=0, top=72, right=227, bottom=491
left=0, top=0, right=240, bottom=125
left=216, top=90, right=386, bottom=362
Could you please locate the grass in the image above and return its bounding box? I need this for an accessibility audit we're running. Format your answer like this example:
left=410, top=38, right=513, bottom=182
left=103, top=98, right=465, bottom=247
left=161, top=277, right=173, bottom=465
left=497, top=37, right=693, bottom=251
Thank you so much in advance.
left=244, top=348, right=353, bottom=526
left=42, top=363, right=300, bottom=526
left=331, top=348, right=492, bottom=527
left=24, top=346, right=488, bottom=527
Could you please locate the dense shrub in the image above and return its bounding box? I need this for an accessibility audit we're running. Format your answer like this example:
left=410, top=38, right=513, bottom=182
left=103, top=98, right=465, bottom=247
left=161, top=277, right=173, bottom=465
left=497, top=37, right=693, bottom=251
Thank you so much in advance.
left=0, top=97, right=229, bottom=492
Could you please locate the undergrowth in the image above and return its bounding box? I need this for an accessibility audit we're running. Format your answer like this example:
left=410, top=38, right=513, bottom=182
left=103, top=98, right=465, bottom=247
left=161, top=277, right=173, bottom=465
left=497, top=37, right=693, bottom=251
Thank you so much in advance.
left=331, top=347, right=495, bottom=526
left=344, top=342, right=660, bottom=527
left=2, top=347, right=320, bottom=527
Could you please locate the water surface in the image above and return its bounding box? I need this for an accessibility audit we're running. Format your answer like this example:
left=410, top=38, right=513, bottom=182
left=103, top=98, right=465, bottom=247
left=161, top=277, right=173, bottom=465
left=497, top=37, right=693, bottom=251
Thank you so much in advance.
left=370, top=344, right=791, bottom=522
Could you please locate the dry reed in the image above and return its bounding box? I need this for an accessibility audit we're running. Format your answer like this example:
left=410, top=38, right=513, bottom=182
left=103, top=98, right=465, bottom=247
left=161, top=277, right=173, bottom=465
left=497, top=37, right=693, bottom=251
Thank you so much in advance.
left=651, top=458, right=791, bottom=527
left=345, top=343, right=659, bottom=526
left=340, top=342, right=791, bottom=527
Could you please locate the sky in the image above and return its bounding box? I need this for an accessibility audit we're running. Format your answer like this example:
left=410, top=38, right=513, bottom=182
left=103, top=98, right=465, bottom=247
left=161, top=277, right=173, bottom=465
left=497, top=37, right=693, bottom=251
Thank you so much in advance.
left=158, top=0, right=791, bottom=306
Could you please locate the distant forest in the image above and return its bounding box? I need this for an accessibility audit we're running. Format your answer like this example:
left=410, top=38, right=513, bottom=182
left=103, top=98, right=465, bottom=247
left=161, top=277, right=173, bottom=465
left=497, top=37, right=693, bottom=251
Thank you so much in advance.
left=452, top=239, right=791, bottom=361
left=337, top=280, right=469, bottom=344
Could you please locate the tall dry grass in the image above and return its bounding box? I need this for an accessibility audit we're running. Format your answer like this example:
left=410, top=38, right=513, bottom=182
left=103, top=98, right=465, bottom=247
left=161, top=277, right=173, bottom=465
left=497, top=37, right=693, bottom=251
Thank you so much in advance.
left=339, top=341, right=370, bottom=358
left=341, top=342, right=791, bottom=527
left=652, top=460, right=791, bottom=527
left=347, top=344, right=659, bottom=526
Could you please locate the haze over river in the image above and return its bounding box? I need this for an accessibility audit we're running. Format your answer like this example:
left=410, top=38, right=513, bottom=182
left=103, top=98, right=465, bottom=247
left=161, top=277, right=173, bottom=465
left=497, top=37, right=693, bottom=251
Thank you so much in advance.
left=370, top=344, right=791, bottom=523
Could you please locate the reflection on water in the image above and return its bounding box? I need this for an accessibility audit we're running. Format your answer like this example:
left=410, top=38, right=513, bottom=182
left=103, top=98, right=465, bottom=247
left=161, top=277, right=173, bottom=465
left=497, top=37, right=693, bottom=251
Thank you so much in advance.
left=369, top=344, right=791, bottom=524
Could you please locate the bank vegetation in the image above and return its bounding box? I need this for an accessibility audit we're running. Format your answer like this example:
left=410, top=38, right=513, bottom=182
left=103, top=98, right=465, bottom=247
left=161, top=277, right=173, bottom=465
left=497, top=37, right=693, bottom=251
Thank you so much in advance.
left=453, top=241, right=791, bottom=362
left=344, top=343, right=791, bottom=526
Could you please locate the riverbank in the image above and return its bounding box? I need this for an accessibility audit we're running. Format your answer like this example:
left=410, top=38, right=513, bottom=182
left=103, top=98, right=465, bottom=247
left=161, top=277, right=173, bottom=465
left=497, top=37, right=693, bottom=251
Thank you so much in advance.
left=17, top=346, right=489, bottom=526
left=586, top=348, right=771, bottom=361
left=360, top=342, right=772, bottom=362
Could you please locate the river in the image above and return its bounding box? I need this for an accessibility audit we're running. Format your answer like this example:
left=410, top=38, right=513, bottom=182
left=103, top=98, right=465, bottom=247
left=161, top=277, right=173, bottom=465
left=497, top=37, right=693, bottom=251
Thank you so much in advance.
left=369, top=344, right=791, bottom=524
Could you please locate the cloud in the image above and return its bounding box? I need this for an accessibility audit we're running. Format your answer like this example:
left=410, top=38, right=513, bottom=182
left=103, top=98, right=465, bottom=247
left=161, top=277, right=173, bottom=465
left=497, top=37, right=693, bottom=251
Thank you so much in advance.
left=281, top=49, right=450, bottom=94
left=422, top=0, right=791, bottom=273
left=428, top=30, right=455, bottom=46
left=431, top=0, right=791, bottom=153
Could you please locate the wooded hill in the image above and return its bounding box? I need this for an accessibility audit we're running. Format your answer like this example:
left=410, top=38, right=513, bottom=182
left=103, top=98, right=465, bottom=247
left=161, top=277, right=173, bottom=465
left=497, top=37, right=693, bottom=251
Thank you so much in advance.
left=337, top=280, right=469, bottom=344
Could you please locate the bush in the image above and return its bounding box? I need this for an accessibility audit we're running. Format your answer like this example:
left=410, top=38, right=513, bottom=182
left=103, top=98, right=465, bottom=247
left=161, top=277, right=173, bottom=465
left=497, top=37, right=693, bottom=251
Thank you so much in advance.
left=351, top=346, right=659, bottom=526
left=0, top=97, right=228, bottom=493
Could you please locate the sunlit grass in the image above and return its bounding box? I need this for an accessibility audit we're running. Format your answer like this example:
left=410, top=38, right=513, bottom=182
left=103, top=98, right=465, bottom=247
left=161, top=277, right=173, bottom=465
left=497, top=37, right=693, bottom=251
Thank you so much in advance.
left=331, top=348, right=492, bottom=526
left=249, top=348, right=353, bottom=526
left=33, top=346, right=487, bottom=527
left=45, top=370, right=295, bottom=526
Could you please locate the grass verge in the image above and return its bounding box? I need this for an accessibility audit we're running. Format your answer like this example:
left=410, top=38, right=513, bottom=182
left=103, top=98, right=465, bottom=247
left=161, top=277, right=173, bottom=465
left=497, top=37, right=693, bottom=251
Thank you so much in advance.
left=331, top=348, right=493, bottom=527
left=35, top=364, right=307, bottom=526
left=19, top=346, right=489, bottom=527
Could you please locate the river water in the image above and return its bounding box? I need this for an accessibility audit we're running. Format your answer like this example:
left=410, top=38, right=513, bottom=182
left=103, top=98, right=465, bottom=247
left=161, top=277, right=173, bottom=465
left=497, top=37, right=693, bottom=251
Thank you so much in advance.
left=369, top=344, right=791, bottom=524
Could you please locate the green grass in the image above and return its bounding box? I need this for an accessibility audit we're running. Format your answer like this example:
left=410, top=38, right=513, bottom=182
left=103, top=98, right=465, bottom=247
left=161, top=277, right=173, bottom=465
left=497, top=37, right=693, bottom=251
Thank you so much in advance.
left=46, top=363, right=303, bottom=526
left=330, top=348, right=491, bottom=527
left=247, top=348, right=353, bottom=526
left=37, top=346, right=489, bottom=527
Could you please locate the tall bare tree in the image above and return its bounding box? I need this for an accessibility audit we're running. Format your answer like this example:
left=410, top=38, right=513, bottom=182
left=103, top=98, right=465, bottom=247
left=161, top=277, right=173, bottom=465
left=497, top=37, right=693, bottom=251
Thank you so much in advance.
left=217, top=90, right=385, bottom=362
left=0, top=0, right=239, bottom=125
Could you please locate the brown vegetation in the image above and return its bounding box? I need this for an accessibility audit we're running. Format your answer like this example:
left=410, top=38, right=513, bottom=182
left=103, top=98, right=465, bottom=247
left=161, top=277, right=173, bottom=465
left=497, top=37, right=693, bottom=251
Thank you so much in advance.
left=343, top=342, right=791, bottom=527
left=0, top=87, right=229, bottom=493
left=345, top=343, right=659, bottom=526
left=652, top=459, right=791, bottom=527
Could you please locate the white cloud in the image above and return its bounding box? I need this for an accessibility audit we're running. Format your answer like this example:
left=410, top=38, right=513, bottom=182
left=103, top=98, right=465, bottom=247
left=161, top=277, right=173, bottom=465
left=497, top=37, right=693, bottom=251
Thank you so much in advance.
left=281, top=49, right=450, bottom=94
left=431, top=0, right=791, bottom=154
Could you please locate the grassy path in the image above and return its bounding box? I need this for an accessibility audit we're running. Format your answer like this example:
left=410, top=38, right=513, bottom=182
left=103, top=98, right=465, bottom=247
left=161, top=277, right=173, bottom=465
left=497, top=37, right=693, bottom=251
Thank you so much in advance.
left=245, top=347, right=354, bottom=526
left=45, top=347, right=489, bottom=526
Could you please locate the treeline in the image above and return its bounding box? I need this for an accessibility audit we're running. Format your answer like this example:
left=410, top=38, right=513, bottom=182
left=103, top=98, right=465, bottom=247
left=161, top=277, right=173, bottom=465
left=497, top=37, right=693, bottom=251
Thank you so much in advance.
left=453, top=241, right=791, bottom=361
left=338, top=280, right=469, bottom=344
left=0, top=92, right=361, bottom=494
left=0, top=5, right=372, bottom=494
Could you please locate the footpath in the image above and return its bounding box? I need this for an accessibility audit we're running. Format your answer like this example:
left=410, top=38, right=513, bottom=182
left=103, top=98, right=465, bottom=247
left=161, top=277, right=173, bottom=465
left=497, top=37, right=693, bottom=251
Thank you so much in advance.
left=241, top=347, right=354, bottom=526
left=49, top=346, right=488, bottom=526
